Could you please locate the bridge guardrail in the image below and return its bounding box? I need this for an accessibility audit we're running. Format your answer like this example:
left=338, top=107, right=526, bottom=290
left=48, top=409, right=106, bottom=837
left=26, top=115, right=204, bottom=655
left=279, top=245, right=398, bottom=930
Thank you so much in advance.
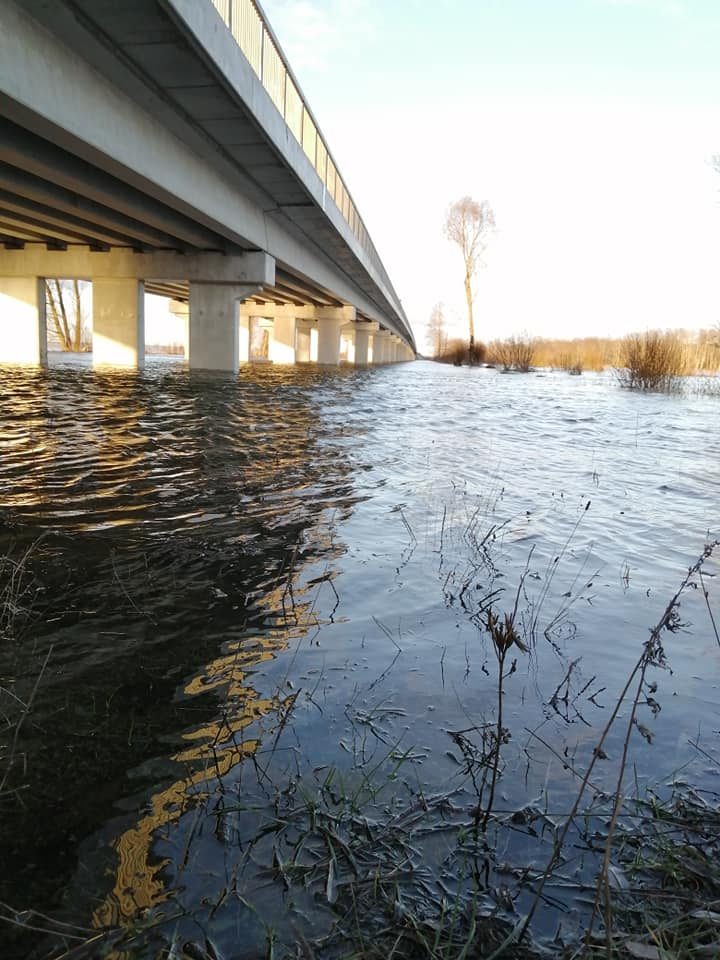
left=210, top=0, right=403, bottom=322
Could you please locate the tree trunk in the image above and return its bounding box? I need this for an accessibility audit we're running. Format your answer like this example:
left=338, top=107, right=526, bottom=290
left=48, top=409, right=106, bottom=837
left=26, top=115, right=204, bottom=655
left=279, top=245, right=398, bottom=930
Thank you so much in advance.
left=464, top=268, right=475, bottom=356
left=47, top=280, right=71, bottom=350
left=72, top=280, right=82, bottom=351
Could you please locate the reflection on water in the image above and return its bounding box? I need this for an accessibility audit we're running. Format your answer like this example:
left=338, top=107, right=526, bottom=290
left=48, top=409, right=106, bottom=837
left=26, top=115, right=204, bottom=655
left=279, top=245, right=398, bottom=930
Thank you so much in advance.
left=0, top=359, right=718, bottom=958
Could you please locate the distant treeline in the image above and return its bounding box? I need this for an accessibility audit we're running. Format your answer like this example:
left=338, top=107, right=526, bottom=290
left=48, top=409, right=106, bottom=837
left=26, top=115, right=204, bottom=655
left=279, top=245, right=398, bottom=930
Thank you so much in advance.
left=145, top=344, right=185, bottom=356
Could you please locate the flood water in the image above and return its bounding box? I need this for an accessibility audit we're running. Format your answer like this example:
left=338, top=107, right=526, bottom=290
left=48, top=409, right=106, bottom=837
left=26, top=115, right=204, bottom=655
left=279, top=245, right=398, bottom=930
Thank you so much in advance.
left=0, top=358, right=718, bottom=959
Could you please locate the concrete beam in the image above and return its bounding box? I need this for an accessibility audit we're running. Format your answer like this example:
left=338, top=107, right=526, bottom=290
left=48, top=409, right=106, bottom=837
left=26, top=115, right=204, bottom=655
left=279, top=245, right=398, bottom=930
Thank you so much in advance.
left=239, top=302, right=355, bottom=322
left=0, top=245, right=274, bottom=284
left=0, top=276, right=47, bottom=365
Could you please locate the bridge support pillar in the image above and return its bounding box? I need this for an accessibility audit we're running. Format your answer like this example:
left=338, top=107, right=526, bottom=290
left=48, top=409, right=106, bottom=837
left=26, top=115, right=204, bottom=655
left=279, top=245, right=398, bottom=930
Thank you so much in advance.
left=170, top=299, right=189, bottom=359
left=354, top=328, right=370, bottom=365
left=345, top=321, right=379, bottom=365
left=0, top=277, right=47, bottom=366
left=373, top=331, right=391, bottom=364
left=295, top=319, right=314, bottom=362
left=316, top=317, right=344, bottom=365
left=269, top=315, right=296, bottom=364
left=93, top=278, right=145, bottom=368
left=188, top=283, right=261, bottom=372
left=341, top=327, right=355, bottom=364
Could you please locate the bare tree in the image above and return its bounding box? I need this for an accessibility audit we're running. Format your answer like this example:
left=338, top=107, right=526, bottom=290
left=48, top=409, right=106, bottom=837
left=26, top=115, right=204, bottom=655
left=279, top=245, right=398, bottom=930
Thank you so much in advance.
left=425, top=302, right=448, bottom=358
left=46, top=280, right=89, bottom=351
left=444, top=197, right=495, bottom=355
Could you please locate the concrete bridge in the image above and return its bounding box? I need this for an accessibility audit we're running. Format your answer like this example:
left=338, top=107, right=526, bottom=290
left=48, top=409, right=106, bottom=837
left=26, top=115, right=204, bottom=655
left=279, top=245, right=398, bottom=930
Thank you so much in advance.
left=0, top=0, right=416, bottom=370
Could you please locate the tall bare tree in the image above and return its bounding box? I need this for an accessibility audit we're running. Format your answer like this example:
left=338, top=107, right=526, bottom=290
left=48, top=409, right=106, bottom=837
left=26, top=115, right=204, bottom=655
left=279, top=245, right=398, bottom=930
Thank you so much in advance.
left=46, top=280, right=89, bottom=351
left=426, top=302, right=448, bottom=358
left=444, top=197, right=495, bottom=355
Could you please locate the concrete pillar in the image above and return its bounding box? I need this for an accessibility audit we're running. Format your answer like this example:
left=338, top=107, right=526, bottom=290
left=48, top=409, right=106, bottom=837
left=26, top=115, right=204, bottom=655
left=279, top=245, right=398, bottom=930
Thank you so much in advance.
left=93, top=278, right=144, bottom=368
left=340, top=328, right=355, bottom=364
left=0, top=277, right=47, bottom=366
left=188, top=283, right=239, bottom=372
left=170, top=299, right=189, bottom=359
left=269, top=315, right=296, bottom=364
left=239, top=314, right=250, bottom=363
left=355, top=327, right=371, bottom=365
left=374, top=331, right=390, bottom=364
left=316, top=317, right=343, bottom=365
left=346, top=320, right=378, bottom=365
left=295, top=319, right=312, bottom=362
left=372, top=332, right=384, bottom=364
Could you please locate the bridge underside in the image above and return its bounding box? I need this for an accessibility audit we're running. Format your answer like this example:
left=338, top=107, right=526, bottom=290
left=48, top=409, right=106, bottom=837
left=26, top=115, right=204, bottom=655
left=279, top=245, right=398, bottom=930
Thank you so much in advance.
left=0, top=0, right=416, bottom=372
left=0, top=244, right=413, bottom=370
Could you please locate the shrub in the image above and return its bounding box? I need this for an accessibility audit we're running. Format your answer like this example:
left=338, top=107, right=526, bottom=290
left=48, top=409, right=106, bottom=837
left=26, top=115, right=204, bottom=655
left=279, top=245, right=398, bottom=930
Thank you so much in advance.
left=435, top=338, right=487, bottom=366
left=468, top=341, right=487, bottom=365
left=487, top=334, right=537, bottom=372
left=616, top=330, right=686, bottom=391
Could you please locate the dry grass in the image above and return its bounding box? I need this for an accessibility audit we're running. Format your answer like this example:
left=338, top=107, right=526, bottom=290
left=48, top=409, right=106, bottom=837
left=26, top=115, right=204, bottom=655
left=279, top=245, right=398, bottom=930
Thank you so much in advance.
left=0, top=538, right=51, bottom=806
left=533, top=329, right=720, bottom=376
left=487, top=334, right=537, bottom=372
left=431, top=329, right=719, bottom=380
left=615, top=330, right=686, bottom=391
left=435, top=338, right=487, bottom=366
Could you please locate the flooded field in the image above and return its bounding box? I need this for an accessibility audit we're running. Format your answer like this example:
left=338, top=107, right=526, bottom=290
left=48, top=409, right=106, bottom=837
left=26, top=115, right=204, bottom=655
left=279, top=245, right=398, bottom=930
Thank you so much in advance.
left=0, top=359, right=718, bottom=959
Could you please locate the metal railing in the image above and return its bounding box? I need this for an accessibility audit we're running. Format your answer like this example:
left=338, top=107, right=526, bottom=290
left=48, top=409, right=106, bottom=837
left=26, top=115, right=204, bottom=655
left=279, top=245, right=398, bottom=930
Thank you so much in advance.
left=210, top=0, right=398, bottom=307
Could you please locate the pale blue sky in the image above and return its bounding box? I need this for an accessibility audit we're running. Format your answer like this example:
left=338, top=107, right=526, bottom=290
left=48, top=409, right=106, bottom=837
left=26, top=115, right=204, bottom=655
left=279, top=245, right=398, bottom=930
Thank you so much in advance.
left=259, top=0, right=720, bottom=343
left=266, top=0, right=720, bottom=105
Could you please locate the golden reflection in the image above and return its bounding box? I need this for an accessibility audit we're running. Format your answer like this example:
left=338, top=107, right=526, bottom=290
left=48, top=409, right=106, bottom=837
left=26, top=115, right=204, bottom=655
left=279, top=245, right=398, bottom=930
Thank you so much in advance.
left=92, top=576, right=321, bottom=934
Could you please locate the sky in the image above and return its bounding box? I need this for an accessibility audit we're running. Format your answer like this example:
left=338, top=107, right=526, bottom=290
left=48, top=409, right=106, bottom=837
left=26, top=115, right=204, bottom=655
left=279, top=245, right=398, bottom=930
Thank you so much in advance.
left=256, top=0, right=720, bottom=347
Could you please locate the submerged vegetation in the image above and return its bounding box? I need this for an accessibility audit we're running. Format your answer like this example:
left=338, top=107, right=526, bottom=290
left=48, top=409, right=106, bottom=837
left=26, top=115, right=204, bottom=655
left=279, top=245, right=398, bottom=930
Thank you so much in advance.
left=0, top=538, right=49, bottom=807
left=487, top=334, right=538, bottom=372
left=615, top=330, right=687, bottom=391
left=8, top=496, right=717, bottom=960
left=428, top=327, right=720, bottom=393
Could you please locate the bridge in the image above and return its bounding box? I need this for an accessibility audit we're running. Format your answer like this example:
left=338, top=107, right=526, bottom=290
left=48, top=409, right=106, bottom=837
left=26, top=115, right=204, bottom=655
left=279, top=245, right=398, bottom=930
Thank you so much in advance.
left=0, top=0, right=416, bottom=370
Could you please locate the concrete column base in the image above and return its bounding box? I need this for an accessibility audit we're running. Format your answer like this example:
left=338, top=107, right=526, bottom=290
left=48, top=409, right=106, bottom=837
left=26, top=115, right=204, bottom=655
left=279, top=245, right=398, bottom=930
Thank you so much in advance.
left=239, top=314, right=250, bottom=363
left=295, top=320, right=313, bottom=362
left=188, top=284, right=265, bottom=371
left=0, top=277, right=47, bottom=366
left=269, top=315, right=296, bottom=364
left=93, top=278, right=145, bottom=368
left=340, top=328, right=355, bottom=364
left=374, top=332, right=390, bottom=364
left=169, top=299, right=189, bottom=359
left=316, top=317, right=343, bottom=365
left=354, top=328, right=371, bottom=365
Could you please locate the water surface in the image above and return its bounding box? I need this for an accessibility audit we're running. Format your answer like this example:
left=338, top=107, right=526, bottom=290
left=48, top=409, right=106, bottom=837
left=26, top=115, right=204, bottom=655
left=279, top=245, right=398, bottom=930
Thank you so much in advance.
left=0, top=359, right=718, bottom=957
